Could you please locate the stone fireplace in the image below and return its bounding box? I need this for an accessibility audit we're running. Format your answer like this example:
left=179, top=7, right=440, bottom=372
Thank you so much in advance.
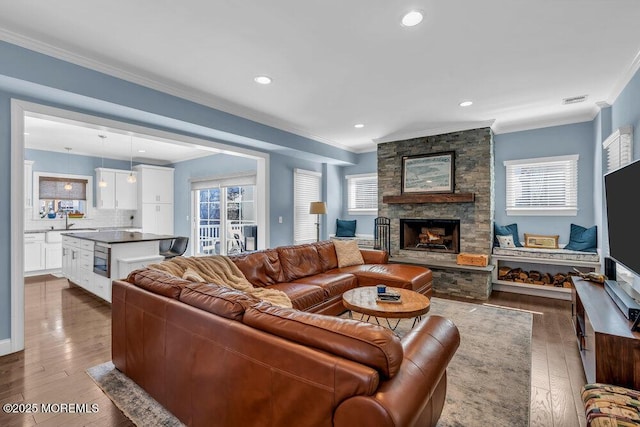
left=400, top=219, right=460, bottom=254
left=378, top=127, right=495, bottom=299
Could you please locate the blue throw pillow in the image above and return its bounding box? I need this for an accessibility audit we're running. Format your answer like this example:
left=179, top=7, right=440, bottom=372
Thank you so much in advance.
left=336, top=219, right=357, bottom=237
left=494, top=223, right=523, bottom=247
left=564, top=224, right=597, bottom=252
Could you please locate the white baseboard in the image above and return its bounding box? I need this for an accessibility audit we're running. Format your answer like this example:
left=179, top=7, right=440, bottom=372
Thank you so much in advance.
left=0, top=338, right=13, bottom=356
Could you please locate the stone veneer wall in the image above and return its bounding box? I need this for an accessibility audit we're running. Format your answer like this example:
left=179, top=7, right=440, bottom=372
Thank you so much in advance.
left=378, top=127, right=495, bottom=299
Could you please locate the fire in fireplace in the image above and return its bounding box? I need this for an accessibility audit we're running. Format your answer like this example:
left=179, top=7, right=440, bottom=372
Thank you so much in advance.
left=400, top=219, right=460, bottom=254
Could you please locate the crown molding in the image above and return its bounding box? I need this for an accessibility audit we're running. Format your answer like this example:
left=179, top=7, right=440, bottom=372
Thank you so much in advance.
left=373, top=120, right=496, bottom=144
left=605, top=47, right=640, bottom=106
left=491, top=108, right=598, bottom=135
left=0, top=29, right=359, bottom=154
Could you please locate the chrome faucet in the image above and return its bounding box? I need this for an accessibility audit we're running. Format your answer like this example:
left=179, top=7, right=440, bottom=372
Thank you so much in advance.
left=65, top=213, right=75, bottom=230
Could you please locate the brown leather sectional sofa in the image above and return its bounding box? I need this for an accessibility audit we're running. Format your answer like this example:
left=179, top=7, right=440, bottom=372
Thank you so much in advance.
left=112, top=241, right=460, bottom=426
left=227, top=241, right=434, bottom=315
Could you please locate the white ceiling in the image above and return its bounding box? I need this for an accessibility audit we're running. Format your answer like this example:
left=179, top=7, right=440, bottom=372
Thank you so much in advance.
left=24, top=113, right=220, bottom=165
left=2, top=0, right=640, bottom=155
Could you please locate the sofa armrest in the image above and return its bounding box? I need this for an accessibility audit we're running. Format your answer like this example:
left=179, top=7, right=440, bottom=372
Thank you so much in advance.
left=360, top=249, right=389, bottom=264
left=333, top=315, right=460, bottom=427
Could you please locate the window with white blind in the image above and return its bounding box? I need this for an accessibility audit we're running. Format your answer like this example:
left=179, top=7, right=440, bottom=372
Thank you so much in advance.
left=504, top=155, right=579, bottom=216
left=294, top=168, right=321, bottom=244
left=346, top=173, right=377, bottom=215
left=603, top=126, right=633, bottom=173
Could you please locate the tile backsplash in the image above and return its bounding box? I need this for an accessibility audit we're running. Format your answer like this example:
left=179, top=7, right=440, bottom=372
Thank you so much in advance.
left=25, top=207, right=137, bottom=231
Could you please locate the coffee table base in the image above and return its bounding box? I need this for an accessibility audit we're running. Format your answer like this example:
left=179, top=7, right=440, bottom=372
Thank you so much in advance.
left=347, top=310, right=423, bottom=332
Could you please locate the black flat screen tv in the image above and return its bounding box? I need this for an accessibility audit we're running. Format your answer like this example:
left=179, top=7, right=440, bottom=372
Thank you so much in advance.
left=604, top=158, right=640, bottom=278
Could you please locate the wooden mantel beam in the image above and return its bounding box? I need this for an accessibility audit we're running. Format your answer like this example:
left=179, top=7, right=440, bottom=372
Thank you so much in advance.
left=382, top=193, right=475, bottom=204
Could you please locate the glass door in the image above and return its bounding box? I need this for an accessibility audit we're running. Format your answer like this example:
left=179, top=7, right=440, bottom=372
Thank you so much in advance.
left=193, top=185, right=256, bottom=256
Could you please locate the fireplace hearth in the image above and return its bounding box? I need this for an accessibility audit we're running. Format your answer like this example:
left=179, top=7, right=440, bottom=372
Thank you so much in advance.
left=400, top=219, right=460, bottom=254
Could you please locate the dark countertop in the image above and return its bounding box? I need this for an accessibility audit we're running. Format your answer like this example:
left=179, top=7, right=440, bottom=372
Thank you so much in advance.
left=25, top=226, right=141, bottom=234
left=63, top=231, right=176, bottom=245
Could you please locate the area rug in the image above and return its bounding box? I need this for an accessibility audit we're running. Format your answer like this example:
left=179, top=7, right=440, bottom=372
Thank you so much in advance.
left=87, top=297, right=532, bottom=427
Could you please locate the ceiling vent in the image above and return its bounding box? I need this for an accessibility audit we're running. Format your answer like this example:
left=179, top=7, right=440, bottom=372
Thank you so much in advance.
left=562, top=95, right=588, bottom=105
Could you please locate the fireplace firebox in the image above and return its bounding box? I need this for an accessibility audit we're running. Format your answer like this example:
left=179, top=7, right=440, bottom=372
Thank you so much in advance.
left=400, top=219, right=460, bottom=254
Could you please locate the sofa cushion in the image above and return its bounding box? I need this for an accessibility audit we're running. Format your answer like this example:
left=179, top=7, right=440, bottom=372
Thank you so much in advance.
left=313, top=241, right=339, bottom=271
left=267, top=282, right=327, bottom=311
left=291, top=273, right=357, bottom=299
left=229, top=249, right=284, bottom=287
left=127, top=268, right=193, bottom=299
left=277, top=244, right=324, bottom=281
left=329, top=264, right=432, bottom=292
left=179, top=283, right=260, bottom=321
left=333, top=239, right=365, bottom=268
left=243, top=302, right=403, bottom=379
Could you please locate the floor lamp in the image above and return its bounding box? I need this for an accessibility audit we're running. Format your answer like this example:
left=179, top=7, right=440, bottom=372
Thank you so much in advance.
left=309, top=201, right=327, bottom=242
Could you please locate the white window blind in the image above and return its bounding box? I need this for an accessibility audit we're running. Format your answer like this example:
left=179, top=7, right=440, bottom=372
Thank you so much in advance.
left=39, top=176, right=88, bottom=200
left=346, top=173, right=377, bottom=214
left=294, top=168, right=321, bottom=244
left=504, top=155, right=578, bottom=216
left=603, top=126, right=633, bottom=173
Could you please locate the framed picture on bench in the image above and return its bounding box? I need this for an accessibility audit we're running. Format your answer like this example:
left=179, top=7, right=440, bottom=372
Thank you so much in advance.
left=524, top=233, right=559, bottom=249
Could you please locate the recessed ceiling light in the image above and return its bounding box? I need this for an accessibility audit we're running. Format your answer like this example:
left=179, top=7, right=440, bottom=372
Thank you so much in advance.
left=138, top=149, right=146, bottom=153
left=459, top=101, right=473, bottom=107
left=254, top=75, right=272, bottom=85
left=24, top=132, right=30, bottom=135
left=354, top=123, right=364, bottom=128
left=401, top=10, right=424, bottom=27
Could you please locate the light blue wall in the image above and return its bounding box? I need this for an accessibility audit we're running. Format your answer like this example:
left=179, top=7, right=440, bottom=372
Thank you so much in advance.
left=493, top=121, right=596, bottom=245
left=611, top=69, right=640, bottom=155
left=340, top=150, right=377, bottom=236
left=269, top=153, right=327, bottom=247
left=593, top=107, right=611, bottom=261
left=172, top=153, right=257, bottom=251
left=608, top=68, right=640, bottom=285
left=0, top=42, right=355, bottom=342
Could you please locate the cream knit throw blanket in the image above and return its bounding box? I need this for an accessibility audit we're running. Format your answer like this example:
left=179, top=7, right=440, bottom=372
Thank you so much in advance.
left=147, top=256, right=292, bottom=308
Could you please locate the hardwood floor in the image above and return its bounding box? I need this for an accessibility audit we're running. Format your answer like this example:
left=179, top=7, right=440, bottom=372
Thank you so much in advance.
left=0, top=275, right=132, bottom=427
left=1, top=276, right=587, bottom=426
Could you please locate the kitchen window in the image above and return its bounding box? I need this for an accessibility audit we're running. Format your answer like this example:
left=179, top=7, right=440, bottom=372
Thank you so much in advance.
left=33, top=172, right=93, bottom=219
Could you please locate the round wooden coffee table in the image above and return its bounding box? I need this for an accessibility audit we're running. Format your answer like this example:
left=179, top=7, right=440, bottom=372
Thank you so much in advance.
left=342, top=286, right=430, bottom=331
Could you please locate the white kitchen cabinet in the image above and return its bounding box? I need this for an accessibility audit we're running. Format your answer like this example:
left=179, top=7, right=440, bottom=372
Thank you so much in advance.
left=140, top=203, right=174, bottom=235
left=25, top=160, right=34, bottom=208
left=96, top=168, right=138, bottom=210
left=44, top=243, right=62, bottom=270
left=114, top=171, right=137, bottom=209
left=24, top=233, right=45, bottom=272
left=61, top=236, right=94, bottom=294
left=134, top=165, right=174, bottom=234
left=135, top=165, right=174, bottom=204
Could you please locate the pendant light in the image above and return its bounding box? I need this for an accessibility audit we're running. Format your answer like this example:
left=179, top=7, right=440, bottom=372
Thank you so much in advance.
left=98, top=135, right=108, bottom=188
left=64, top=147, right=72, bottom=191
left=127, top=135, right=137, bottom=183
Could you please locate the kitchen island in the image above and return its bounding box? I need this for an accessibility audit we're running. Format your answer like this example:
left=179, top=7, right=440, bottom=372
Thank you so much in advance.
left=61, top=231, right=178, bottom=302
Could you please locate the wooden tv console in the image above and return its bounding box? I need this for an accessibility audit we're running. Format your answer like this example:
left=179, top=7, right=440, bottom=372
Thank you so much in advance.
left=572, top=277, right=640, bottom=389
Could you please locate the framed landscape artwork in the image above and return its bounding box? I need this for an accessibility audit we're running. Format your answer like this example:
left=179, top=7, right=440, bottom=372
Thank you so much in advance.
left=402, top=151, right=455, bottom=194
left=524, top=233, right=559, bottom=249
